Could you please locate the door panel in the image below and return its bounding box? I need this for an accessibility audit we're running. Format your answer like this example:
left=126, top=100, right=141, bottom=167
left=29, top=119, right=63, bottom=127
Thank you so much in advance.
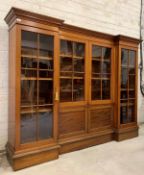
left=20, top=27, right=57, bottom=145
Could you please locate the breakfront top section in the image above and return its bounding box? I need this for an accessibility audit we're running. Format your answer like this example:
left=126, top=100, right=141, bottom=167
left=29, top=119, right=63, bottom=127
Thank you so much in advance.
left=5, top=7, right=140, bottom=46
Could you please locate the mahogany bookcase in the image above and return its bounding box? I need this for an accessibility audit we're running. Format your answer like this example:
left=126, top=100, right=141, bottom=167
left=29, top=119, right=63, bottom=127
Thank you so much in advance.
left=5, top=7, right=139, bottom=170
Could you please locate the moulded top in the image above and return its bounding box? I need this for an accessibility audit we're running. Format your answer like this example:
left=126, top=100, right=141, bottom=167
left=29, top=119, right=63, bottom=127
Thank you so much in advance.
left=4, top=7, right=140, bottom=45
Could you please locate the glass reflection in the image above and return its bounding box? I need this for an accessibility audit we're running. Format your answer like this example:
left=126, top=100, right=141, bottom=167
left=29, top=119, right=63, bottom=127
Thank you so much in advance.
left=129, top=75, right=135, bottom=89
left=102, top=61, right=110, bottom=73
left=103, top=48, right=111, bottom=60
left=21, top=69, right=37, bottom=78
left=21, top=80, right=37, bottom=106
left=121, top=68, right=128, bottom=88
left=129, top=67, right=135, bottom=74
left=92, top=80, right=101, bottom=100
left=38, top=111, right=53, bottom=139
left=120, top=106, right=127, bottom=124
left=60, top=40, right=72, bottom=56
left=21, top=57, right=37, bottom=68
left=21, top=113, right=37, bottom=143
left=60, top=57, right=72, bottom=72
left=73, top=42, right=85, bottom=57
left=39, top=81, right=53, bottom=104
left=121, top=49, right=128, bottom=66
left=39, top=70, right=53, bottom=78
left=39, top=34, right=54, bottom=58
left=92, top=61, right=101, bottom=74
left=129, top=90, right=135, bottom=98
left=39, top=60, right=53, bottom=70
left=128, top=106, right=134, bottom=122
left=60, top=79, right=72, bottom=102
left=102, top=80, right=110, bottom=99
left=21, top=31, right=37, bottom=56
left=92, top=45, right=102, bottom=59
left=129, top=50, right=135, bottom=67
left=121, top=90, right=128, bottom=99
left=73, top=79, right=84, bottom=101
left=74, top=59, right=84, bottom=72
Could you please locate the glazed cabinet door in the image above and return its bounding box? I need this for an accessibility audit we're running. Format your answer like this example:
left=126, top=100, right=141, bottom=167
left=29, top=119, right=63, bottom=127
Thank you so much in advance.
left=89, top=43, right=114, bottom=132
left=60, top=40, right=85, bottom=102
left=19, top=26, right=58, bottom=146
left=120, top=48, right=137, bottom=124
left=59, top=38, right=87, bottom=138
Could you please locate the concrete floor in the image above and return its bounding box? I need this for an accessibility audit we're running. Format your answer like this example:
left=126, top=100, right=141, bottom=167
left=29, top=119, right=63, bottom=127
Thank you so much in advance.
left=0, top=124, right=144, bottom=175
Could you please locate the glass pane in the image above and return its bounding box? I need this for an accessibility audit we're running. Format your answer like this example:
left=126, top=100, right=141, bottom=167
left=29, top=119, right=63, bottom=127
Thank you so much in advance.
left=61, top=71, right=72, bottom=77
left=39, top=34, right=53, bottom=58
left=120, top=106, right=127, bottom=124
left=21, top=57, right=37, bottom=68
left=39, top=70, right=53, bottom=78
left=21, top=69, right=37, bottom=78
left=129, top=75, right=135, bottom=89
left=103, top=47, right=111, bottom=60
left=92, top=79, right=101, bottom=100
left=39, top=59, right=53, bottom=70
left=21, top=31, right=37, bottom=56
left=21, top=80, right=37, bottom=106
left=60, top=57, right=72, bottom=72
left=129, top=99, right=135, bottom=106
left=128, top=105, right=135, bottom=123
left=129, top=67, right=135, bottom=74
left=60, top=79, right=72, bottom=102
left=121, top=49, right=128, bottom=66
left=92, top=45, right=102, bottom=60
left=92, top=60, right=101, bottom=74
left=21, top=113, right=37, bottom=143
left=74, top=59, right=84, bottom=72
left=121, top=90, right=128, bottom=99
left=39, top=81, right=53, bottom=104
left=73, top=42, right=85, bottom=57
left=129, top=50, right=135, bottom=67
left=73, top=79, right=84, bottom=101
left=102, top=61, right=110, bottom=73
left=60, top=40, right=72, bottom=56
left=121, top=68, right=128, bottom=88
left=102, top=74, right=110, bottom=78
left=74, top=72, right=84, bottom=78
left=38, top=111, right=53, bottom=140
left=129, top=90, right=135, bottom=98
left=102, top=80, right=110, bottom=99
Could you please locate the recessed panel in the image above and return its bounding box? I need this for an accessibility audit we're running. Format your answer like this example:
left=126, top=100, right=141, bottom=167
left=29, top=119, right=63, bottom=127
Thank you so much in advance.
left=90, top=107, right=112, bottom=130
left=59, top=110, right=85, bottom=136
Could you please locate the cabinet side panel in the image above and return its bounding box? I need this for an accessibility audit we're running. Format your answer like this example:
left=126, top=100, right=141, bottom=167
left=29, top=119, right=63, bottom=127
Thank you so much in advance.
left=8, top=26, right=17, bottom=148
